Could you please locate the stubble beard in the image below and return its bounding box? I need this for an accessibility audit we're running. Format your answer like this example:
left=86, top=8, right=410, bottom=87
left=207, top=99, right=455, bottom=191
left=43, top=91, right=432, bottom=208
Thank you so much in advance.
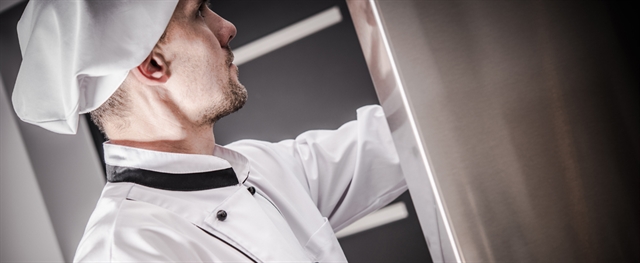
left=201, top=67, right=247, bottom=126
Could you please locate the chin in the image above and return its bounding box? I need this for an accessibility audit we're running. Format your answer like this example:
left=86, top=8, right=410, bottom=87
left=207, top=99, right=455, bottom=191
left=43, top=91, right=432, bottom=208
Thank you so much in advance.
left=201, top=76, right=247, bottom=126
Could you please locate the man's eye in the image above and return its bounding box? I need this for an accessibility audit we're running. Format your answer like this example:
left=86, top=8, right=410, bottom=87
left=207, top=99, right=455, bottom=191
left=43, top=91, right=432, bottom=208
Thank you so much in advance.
left=197, top=3, right=206, bottom=18
left=196, top=0, right=210, bottom=18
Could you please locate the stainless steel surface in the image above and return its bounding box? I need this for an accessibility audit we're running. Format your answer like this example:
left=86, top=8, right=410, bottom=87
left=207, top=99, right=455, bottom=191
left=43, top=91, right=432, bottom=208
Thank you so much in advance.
left=347, top=0, right=639, bottom=262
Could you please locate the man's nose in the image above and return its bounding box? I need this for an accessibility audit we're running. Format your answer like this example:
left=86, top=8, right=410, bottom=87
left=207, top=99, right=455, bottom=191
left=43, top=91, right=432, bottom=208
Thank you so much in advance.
left=223, top=21, right=237, bottom=47
left=211, top=14, right=236, bottom=48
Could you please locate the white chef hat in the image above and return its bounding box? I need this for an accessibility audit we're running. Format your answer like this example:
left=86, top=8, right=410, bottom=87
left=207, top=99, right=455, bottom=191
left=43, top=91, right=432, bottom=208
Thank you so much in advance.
left=12, top=0, right=179, bottom=134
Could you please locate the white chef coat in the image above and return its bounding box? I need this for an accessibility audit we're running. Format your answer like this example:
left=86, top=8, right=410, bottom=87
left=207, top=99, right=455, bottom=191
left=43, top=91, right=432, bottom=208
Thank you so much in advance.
left=73, top=105, right=407, bottom=262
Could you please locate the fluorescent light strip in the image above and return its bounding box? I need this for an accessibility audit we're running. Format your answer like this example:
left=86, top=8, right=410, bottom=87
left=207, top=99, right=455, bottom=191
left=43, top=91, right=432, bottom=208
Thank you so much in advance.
left=368, top=0, right=463, bottom=262
left=0, top=0, right=22, bottom=13
left=233, top=6, right=343, bottom=66
left=335, top=202, right=408, bottom=238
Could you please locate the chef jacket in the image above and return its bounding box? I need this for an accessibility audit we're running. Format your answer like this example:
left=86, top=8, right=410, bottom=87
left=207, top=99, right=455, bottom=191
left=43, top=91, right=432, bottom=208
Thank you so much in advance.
left=73, top=105, right=407, bottom=262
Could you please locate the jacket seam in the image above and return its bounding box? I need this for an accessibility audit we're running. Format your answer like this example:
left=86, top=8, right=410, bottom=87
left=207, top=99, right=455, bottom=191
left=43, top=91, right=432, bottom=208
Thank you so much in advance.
left=195, top=225, right=258, bottom=263
left=108, top=183, right=135, bottom=262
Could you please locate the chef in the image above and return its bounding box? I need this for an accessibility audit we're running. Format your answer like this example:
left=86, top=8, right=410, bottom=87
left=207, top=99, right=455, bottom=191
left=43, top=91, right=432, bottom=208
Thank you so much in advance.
left=12, top=0, right=407, bottom=262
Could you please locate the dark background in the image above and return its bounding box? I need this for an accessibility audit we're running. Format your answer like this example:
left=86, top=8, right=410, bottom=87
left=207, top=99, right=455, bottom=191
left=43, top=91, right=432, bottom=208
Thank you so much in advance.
left=2, top=0, right=637, bottom=262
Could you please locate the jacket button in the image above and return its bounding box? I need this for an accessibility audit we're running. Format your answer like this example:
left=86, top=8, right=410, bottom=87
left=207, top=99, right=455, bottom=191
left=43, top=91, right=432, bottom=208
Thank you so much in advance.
left=216, top=210, right=227, bottom=221
left=247, top=186, right=256, bottom=195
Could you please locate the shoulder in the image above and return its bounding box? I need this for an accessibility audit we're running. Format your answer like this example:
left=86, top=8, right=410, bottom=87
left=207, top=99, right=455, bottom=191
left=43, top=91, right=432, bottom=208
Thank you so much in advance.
left=73, top=184, right=201, bottom=262
left=226, top=139, right=304, bottom=176
left=74, top=183, right=127, bottom=262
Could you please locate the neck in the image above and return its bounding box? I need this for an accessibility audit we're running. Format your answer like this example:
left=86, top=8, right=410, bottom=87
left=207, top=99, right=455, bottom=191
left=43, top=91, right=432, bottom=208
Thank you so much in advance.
left=105, top=80, right=219, bottom=155
left=109, top=126, right=216, bottom=155
left=106, top=113, right=216, bottom=155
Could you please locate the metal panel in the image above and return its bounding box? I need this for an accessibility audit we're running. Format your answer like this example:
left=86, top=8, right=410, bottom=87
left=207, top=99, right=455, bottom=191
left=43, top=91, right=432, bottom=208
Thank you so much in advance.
left=347, top=0, right=639, bottom=262
left=1, top=73, right=65, bottom=263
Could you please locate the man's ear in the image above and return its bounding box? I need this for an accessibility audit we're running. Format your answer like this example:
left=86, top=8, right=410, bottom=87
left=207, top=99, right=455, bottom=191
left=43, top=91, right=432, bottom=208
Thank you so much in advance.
left=132, top=52, right=170, bottom=85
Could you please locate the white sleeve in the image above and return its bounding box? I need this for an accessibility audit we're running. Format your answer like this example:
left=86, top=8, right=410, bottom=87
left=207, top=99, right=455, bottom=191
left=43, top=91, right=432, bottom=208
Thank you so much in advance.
left=232, top=105, right=407, bottom=231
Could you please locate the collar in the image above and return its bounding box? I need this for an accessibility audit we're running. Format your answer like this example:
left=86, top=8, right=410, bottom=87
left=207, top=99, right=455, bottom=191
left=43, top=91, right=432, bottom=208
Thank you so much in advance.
left=104, top=143, right=251, bottom=190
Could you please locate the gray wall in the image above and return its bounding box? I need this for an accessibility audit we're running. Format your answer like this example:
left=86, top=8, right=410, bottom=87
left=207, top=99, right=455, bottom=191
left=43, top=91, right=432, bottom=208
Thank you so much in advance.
left=1, top=2, right=106, bottom=261
left=213, top=0, right=378, bottom=143
left=1, top=73, right=64, bottom=263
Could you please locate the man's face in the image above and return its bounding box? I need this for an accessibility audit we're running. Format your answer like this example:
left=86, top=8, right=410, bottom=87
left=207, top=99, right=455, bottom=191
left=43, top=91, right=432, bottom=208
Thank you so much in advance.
left=160, top=0, right=247, bottom=126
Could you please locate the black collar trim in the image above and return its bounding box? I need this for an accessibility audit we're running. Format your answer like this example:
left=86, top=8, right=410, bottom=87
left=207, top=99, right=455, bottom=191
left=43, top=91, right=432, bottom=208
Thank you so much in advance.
left=106, top=165, right=239, bottom=191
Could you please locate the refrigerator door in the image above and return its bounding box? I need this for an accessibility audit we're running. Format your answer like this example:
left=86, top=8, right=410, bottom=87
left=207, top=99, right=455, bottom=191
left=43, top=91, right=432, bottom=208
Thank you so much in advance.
left=347, top=1, right=639, bottom=262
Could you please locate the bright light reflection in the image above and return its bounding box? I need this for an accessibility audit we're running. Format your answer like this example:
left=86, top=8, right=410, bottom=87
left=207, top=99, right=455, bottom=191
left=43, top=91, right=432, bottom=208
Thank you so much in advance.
left=368, top=0, right=463, bottom=262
